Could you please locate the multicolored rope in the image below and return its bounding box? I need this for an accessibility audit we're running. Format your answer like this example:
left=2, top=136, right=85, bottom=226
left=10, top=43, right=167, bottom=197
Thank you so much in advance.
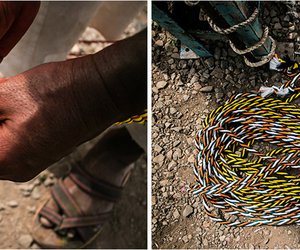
left=114, top=110, right=147, bottom=125
left=193, top=72, right=300, bottom=227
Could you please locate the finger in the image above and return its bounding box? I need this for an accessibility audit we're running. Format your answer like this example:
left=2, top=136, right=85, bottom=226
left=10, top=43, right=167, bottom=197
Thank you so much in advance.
left=0, top=2, right=40, bottom=59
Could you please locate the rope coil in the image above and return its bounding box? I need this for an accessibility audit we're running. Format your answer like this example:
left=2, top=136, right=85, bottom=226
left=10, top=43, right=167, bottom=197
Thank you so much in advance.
left=193, top=73, right=300, bottom=226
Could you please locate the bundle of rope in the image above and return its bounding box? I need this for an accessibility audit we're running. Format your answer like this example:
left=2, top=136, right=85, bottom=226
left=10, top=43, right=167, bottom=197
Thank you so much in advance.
left=193, top=70, right=300, bottom=226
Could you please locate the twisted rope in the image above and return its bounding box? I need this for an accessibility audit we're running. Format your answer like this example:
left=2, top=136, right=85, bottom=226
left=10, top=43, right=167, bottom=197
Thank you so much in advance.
left=184, top=1, right=200, bottom=7
left=114, top=110, right=147, bottom=125
left=193, top=73, right=300, bottom=226
left=244, top=36, right=276, bottom=68
left=229, top=26, right=270, bottom=55
left=207, top=8, right=259, bottom=35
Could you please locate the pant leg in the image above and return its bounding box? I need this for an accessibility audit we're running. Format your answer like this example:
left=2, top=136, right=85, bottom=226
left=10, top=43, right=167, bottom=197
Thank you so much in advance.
left=125, top=124, right=147, bottom=152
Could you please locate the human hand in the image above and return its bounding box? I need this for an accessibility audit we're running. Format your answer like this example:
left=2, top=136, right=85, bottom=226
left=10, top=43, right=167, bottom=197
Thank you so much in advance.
left=0, top=30, right=146, bottom=181
left=0, top=2, right=40, bottom=61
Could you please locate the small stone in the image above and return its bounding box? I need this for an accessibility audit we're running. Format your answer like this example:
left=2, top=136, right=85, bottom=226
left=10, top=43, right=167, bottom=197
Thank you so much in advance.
left=40, top=217, right=52, bottom=227
left=220, top=60, right=228, bottom=69
left=284, top=15, right=291, bottom=22
left=168, top=58, right=174, bottom=64
left=203, top=220, right=210, bottom=228
left=193, top=82, right=202, bottom=90
left=173, top=209, right=180, bottom=219
left=183, top=95, right=189, bottom=101
left=153, top=154, right=165, bottom=164
left=19, top=184, right=34, bottom=192
left=177, top=79, right=184, bottom=86
left=225, top=74, right=233, bottom=81
left=67, top=229, right=76, bottom=239
left=170, top=107, right=177, bottom=114
left=152, top=196, right=157, bottom=205
left=202, top=72, right=210, bottom=79
left=288, top=32, right=297, bottom=39
left=200, top=86, right=213, bottom=93
left=155, top=40, right=164, bottom=46
left=204, top=57, right=214, bottom=68
left=274, top=23, right=282, bottom=30
left=270, top=9, right=277, bottom=17
left=7, top=201, right=18, bottom=208
left=214, top=47, right=221, bottom=60
left=249, top=243, right=255, bottom=250
left=288, top=230, right=292, bottom=235
left=166, top=150, right=173, bottom=159
left=216, top=92, right=224, bottom=99
left=18, top=234, right=33, bottom=248
left=160, top=180, right=169, bottom=186
left=182, top=205, right=193, bottom=217
left=173, top=140, right=181, bottom=147
left=43, top=177, right=55, bottom=187
left=182, top=235, right=189, bottom=243
left=190, top=75, right=199, bottom=84
left=30, top=243, right=41, bottom=249
left=32, top=188, right=41, bottom=200
left=203, top=238, right=209, bottom=246
left=211, top=67, right=224, bottom=78
left=154, top=145, right=163, bottom=153
left=219, top=235, right=226, bottom=241
left=22, top=190, right=31, bottom=197
left=289, top=25, right=296, bottom=31
left=188, top=155, right=195, bottom=163
left=152, top=218, right=157, bottom=225
left=70, top=44, right=80, bottom=54
left=156, top=81, right=168, bottom=90
left=27, top=206, right=36, bottom=214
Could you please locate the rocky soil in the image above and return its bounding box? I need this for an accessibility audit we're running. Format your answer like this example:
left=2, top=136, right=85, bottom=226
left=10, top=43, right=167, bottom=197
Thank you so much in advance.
left=0, top=139, right=147, bottom=249
left=152, top=1, right=300, bottom=249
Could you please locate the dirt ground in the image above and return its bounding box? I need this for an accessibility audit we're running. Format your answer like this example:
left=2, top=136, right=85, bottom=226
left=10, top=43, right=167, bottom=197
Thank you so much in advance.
left=152, top=1, right=300, bottom=249
left=0, top=139, right=147, bottom=249
left=0, top=7, right=147, bottom=249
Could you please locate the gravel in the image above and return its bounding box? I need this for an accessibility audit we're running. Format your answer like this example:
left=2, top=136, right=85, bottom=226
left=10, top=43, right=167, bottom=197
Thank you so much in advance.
left=152, top=1, right=300, bottom=249
left=18, top=234, right=33, bottom=248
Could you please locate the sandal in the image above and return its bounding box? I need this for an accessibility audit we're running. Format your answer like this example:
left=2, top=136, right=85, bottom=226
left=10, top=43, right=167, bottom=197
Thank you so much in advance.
left=31, top=163, right=125, bottom=248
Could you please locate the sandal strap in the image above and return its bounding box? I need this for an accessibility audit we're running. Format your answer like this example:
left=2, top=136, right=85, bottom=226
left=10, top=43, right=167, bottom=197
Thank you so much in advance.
left=39, top=205, right=111, bottom=230
left=43, top=178, right=106, bottom=241
left=70, top=162, right=123, bottom=202
left=51, top=179, right=83, bottom=217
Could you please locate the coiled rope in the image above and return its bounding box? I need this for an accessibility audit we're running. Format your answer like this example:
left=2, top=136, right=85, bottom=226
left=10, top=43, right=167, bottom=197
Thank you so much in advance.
left=193, top=73, right=300, bottom=226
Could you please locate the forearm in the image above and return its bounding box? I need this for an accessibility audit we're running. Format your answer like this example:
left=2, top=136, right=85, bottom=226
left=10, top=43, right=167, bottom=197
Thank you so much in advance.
left=18, top=29, right=147, bottom=145
left=70, top=29, right=147, bottom=129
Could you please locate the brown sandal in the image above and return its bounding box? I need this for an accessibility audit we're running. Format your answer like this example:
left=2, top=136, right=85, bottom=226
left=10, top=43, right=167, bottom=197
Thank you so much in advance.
left=32, top=163, right=124, bottom=248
